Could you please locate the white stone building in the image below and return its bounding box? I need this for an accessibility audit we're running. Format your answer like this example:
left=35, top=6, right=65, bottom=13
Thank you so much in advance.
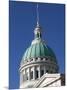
left=19, top=4, right=65, bottom=88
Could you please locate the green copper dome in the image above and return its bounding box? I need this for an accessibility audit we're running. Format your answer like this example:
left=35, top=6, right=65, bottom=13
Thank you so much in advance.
left=22, top=41, right=56, bottom=60
left=22, top=24, right=56, bottom=61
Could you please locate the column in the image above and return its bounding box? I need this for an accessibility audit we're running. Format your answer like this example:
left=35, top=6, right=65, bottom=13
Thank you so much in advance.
left=33, top=66, right=36, bottom=80
left=44, top=65, right=46, bottom=74
left=20, top=72, right=23, bottom=85
left=25, top=69, right=26, bottom=81
left=28, top=67, right=30, bottom=80
left=21, top=71, right=23, bottom=83
left=39, top=65, right=41, bottom=78
left=22, top=70, right=25, bottom=82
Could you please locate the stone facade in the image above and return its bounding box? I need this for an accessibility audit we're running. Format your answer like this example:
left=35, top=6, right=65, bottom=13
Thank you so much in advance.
left=20, top=73, right=65, bottom=88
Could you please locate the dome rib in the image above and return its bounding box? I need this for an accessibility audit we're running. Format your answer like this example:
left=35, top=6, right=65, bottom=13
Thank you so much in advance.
left=29, top=45, right=33, bottom=58
left=26, top=46, right=32, bottom=59
left=40, top=42, right=45, bottom=57
left=36, top=43, right=40, bottom=57
left=23, top=48, right=29, bottom=60
left=30, top=44, right=36, bottom=58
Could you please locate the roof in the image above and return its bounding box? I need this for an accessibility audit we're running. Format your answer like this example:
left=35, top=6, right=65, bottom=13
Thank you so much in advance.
left=22, top=41, right=56, bottom=61
left=21, top=23, right=57, bottom=64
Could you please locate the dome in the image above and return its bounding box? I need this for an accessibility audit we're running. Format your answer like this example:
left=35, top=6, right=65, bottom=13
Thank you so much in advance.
left=20, top=24, right=57, bottom=65
left=22, top=40, right=56, bottom=61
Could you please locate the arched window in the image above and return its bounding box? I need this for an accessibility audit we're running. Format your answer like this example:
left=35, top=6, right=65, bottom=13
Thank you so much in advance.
left=46, top=57, right=48, bottom=60
left=41, top=57, right=43, bottom=60
left=30, top=71, right=33, bottom=79
left=36, top=57, right=38, bottom=60
left=35, top=70, right=38, bottom=79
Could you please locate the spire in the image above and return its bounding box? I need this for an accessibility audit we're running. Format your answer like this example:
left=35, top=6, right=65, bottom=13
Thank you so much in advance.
left=34, top=3, right=42, bottom=39
left=36, top=4, right=39, bottom=27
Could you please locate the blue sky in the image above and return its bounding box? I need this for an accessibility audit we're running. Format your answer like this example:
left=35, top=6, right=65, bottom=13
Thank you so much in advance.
left=9, top=1, right=65, bottom=89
